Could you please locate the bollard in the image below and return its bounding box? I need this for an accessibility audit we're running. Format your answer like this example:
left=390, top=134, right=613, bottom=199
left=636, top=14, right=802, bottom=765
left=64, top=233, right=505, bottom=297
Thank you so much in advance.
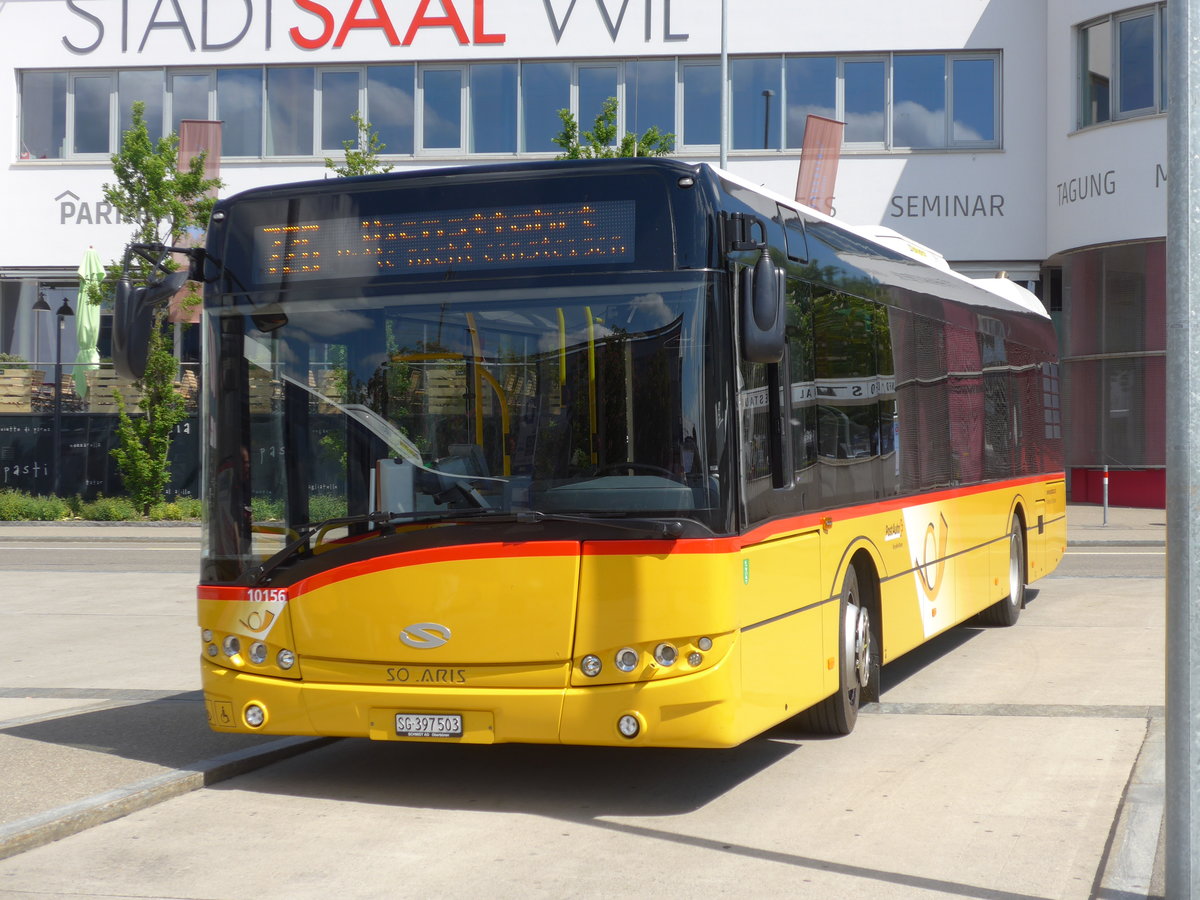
left=1102, top=466, right=1109, bottom=526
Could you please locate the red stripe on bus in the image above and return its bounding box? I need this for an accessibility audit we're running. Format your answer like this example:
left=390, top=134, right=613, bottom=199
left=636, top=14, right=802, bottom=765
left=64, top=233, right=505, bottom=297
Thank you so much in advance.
left=739, top=473, right=1063, bottom=547
left=289, top=541, right=582, bottom=598
left=197, top=473, right=1062, bottom=599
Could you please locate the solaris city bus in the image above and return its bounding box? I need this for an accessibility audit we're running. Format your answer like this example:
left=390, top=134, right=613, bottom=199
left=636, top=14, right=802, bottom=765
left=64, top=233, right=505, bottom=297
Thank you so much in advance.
left=115, top=158, right=1065, bottom=747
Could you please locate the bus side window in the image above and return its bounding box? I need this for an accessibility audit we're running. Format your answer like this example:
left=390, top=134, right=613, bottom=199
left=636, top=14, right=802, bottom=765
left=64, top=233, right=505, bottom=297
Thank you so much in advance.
left=786, top=279, right=818, bottom=505
left=814, top=291, right=881, bottom=504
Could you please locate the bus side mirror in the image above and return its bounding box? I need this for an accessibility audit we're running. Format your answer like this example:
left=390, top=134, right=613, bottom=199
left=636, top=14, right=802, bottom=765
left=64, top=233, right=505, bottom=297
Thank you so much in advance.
left=740, top=252, right=786, bottom=363
left=112, top=270, right=189, bottom=381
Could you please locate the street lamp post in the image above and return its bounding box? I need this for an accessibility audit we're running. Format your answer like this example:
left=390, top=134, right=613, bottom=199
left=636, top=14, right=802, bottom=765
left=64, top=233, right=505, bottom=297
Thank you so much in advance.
left=51, top=297, right=73, bottom=496
left=762, top=89, right=774, bottom=149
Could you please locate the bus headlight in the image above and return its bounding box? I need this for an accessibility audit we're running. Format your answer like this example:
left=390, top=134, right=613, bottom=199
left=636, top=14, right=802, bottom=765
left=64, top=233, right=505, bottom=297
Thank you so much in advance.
left=653, top=642, right=678, bottom=667
left=615, top=647, right=639, bottom=672
left=222, top=635, right=241, bottom=658
left=277, top=649, right=296, bottom=670
left=581, top=655, right=602, bottom=677
left=249, top=642, right=268, bottom=665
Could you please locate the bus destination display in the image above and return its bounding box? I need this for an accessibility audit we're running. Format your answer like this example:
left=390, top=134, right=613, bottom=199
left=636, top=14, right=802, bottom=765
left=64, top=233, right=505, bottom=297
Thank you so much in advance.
left=259, top=200, right=636, bottom=281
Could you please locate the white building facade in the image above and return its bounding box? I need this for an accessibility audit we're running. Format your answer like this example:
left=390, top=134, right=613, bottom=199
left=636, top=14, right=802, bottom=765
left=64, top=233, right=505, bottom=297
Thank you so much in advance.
left=0, top=0, right=1168, bottom=505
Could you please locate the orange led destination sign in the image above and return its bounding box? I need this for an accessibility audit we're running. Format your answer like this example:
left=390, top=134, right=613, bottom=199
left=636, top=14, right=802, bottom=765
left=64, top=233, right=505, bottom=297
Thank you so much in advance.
left=259, top=200, right=636, bottom=281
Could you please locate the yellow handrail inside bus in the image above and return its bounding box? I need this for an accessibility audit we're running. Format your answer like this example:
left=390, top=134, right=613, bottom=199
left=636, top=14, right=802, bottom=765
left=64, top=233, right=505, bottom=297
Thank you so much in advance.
left=585, top=306, right=598, bottom=465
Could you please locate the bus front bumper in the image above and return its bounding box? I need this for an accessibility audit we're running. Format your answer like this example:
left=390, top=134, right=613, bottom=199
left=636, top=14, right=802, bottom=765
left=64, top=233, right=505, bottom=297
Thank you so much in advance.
left=201, top=656, right=746, bottom=749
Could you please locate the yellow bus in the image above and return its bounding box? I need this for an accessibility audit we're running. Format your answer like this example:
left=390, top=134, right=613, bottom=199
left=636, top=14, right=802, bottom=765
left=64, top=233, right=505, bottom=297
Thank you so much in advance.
left=117, top=159, right=1064, bottom=747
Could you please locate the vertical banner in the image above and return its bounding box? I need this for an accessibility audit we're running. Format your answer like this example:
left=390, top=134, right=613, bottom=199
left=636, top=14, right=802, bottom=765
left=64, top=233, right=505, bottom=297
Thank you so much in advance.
left=794, top=115, right=844, bottom=216
left=171, top=120, right=223, bottom=324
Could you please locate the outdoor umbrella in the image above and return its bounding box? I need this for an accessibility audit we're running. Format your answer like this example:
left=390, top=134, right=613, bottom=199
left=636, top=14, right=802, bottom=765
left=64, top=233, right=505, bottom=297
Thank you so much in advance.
left=73, top=246, right=104, bottom=398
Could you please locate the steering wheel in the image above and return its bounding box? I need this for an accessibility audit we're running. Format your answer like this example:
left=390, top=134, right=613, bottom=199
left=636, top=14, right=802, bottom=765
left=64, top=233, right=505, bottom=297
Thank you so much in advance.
left=592, top=462, right=678, bottom=479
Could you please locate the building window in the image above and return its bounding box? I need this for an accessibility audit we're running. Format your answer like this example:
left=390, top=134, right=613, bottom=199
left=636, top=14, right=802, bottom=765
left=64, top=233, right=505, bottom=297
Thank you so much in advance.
left=320, top=70, right=361, bottom=152
left=842, top=58, right=887, bottom=145
left=1077, top=4, right=1167, bottom=129
left=421, top=67, right=464, bottom=153
left=19, top=71, right=65, bottom=159
left=731, top=57, right=782, bottom=150
left=217, top=68, right=263, bottom=158
left=119, top=70, right=165, bottom=144
left=72, top=73, right=113, bottom=155
left=367, top=65, right=415, bottom=156
left=266, top=67, right=314, bottom=156
left=521, top=62, right=570, bottom=153
left=892, top=54, right=946, bottom=148
left=470, top=63, right=517, bottom=154
left=170, top=71, right=213, bottom=137
left=625, top=59, right=676, bottom=142
left=681, top=60, right=720, bottom=147
left=784, top=56, right=836, bottom=147
left=17, top=51, right=1001, bottom=162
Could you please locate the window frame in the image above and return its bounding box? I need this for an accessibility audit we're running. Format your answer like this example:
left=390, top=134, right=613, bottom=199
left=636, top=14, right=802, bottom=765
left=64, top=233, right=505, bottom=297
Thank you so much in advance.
left=838, top=55, right=888, bottom=150
left=1075, top=4, right=1167, bottom=131
left=417, top=64, right=467, bottom=156
left=318, top=67, right=365, bottom=154
left=167, top=69, right=216, bottom=137
left=679, top=57, right=722, bottom=152
left=68, top=71, right=115, bottom=158
left=947, top=53, right=1001, bottom=148
left=1112, top=7, right=1159, bottom=119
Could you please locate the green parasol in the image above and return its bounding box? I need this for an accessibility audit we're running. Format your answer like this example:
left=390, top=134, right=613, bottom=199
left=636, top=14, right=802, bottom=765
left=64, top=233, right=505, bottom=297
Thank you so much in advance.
left=73, top=246, right=104, bottom=397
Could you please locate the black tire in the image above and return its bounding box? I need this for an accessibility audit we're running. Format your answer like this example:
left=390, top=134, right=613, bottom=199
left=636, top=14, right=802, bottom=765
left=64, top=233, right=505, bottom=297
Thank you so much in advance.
left=798, top=562, right=875, bottom=735
left=979, top=514, right=1025, bottom=627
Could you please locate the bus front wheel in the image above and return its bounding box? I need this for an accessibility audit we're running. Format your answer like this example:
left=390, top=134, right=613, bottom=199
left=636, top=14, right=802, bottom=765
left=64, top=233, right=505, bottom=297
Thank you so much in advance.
left=800, top=562, right=875, bottom=735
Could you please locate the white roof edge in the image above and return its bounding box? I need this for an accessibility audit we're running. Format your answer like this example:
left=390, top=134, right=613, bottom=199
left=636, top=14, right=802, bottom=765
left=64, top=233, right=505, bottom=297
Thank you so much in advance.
left=704, top=165, right=1051, bottom=319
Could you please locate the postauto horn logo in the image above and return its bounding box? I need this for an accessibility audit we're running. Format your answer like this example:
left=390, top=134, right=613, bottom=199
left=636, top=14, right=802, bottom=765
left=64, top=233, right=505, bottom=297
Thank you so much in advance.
left=400, top=622, right=452, bottom=649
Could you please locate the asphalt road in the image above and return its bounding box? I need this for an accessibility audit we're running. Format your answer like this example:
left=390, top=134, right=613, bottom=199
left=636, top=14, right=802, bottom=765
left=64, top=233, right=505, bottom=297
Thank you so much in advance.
left=0, top=539, right=1167, bottom=898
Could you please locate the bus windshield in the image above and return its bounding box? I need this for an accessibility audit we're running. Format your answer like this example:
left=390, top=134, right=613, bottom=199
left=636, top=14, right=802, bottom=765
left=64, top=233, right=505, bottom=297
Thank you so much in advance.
left=202, top=273, right=728, bottom=581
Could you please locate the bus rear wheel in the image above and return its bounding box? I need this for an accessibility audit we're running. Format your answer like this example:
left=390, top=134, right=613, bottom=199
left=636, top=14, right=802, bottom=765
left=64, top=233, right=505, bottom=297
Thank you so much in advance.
left=800, top=562, right=875, bottom=735
left=979, top=514, right=1025, bottom=627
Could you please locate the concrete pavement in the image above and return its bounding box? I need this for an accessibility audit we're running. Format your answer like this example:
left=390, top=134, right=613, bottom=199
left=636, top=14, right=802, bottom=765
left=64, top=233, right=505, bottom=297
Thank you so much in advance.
left=0, top=504, right=1168, bottom=897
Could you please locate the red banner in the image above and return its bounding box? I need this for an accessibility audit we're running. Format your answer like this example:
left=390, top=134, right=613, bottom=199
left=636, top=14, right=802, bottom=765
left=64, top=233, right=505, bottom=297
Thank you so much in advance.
left=794, top=115, right=844, bottom=216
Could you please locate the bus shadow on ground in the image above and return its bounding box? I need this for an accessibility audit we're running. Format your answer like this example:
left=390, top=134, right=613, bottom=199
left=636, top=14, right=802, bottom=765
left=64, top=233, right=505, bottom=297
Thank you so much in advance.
left=0, top=693, right=276, bottom=770
left=877, top=586, right=1042, bottom=695
left=211, top=735, right=798, bottom=818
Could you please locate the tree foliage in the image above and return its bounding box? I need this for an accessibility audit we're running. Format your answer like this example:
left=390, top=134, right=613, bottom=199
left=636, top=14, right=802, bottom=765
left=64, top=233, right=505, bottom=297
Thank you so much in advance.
left=111, top=322, right=188, bottom=515
left=102, top=101, right=220, bottom=511
left=553, top=97, right=675, bottom=159
left=325, top=110, right=395, bottom=177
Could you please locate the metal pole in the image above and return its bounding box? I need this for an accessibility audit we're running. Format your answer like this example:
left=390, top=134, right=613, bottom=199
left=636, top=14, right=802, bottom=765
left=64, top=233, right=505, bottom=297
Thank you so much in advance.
left=52, top=312, right=62, bottom=497
left=762, top=89, right=773, bottom=149
left=1165, top=1, right=1200, bottom=893
left=719, top=0, right=728, bottom=169
left=1102, top=465, right=1109, bottom=525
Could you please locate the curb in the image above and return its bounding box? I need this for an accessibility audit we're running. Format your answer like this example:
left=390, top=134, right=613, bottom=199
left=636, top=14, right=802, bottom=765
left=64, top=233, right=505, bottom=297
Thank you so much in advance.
left=0, top=736, right=333, bottom=862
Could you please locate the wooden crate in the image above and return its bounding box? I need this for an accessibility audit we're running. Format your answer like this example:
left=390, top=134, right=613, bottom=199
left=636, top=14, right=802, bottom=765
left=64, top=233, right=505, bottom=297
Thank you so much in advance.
left=85, top=370, right=143, bottom=413
left=0, top=369, right=38, bottom=414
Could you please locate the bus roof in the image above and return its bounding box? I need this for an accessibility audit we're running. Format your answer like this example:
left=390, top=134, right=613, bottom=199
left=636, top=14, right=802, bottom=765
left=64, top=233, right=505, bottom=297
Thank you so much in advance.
left=711, top=165, right=1049, bottom=319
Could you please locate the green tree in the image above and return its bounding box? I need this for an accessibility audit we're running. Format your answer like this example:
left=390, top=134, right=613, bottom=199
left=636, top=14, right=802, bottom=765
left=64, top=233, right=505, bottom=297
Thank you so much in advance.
left=325, top=110, right=395, bottom=177
left=101, top=101, right=221, bottom=512
left=111, top=324, right=188, bottom=515
left=553, top=96, right=675, bottom=159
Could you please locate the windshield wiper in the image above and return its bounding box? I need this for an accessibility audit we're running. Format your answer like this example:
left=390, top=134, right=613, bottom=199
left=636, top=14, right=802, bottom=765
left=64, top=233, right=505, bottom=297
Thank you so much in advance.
left=514, top=510, right=685, bottom=539
left=248, top=508, right=500, bottom=585
left=248, top=508, right=686, bottom=586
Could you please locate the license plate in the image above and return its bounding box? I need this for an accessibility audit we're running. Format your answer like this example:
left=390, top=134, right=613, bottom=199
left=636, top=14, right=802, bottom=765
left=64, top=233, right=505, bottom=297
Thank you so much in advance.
left=395, top=713, right=463, bottom=738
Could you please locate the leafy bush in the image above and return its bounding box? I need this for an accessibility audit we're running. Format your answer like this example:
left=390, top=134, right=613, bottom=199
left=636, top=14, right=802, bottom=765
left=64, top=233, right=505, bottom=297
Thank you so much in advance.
left=252, top=496, right=284, bottom=521
left=251, top=495, right=347, bottom=523
left=310, top=494, right=348, bottom=521
left=0, top=490, right=71, bottom=521
left=78, top=495, right=142, bottom=521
